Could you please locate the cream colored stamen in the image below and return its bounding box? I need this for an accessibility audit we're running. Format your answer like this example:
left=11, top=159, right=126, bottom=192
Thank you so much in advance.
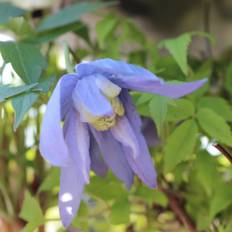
left=110, top=97, right=125, bottom=116
left=91, top=115, right=116, bottom=131
left=78, top=78, right=125, bottom=131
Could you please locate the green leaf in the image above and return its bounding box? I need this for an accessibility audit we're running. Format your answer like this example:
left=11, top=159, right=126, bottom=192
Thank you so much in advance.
left=0, top=42, right=47, bottom=84
left=153, top=189, right=168, bottom=207
left=0, top=83, right=38, bottom=102
left=197, top=108, right=232, bottom=146
left=7, top=17, right=36, bottom=39
left=36, top=76, right=55, bottom=92
left=166, top=99, right=194, bottom=121
left=198, top=96, right=232, bottom=121
left=12, top=92, right=38, bottom=129
left=38, top=168, right=60, bottom=193
left=110, top=198, right=130, bottom=225
left=164, top=119, right=198, bottom=172
left=225, top=62, right=232, bottom=95
left=135, top=186, right=159, bottom=206
left=37, top=1, right=116, bottom=32
left=19, top=191, right=44, bottom=231
left=194, top=152, right=218, bottom=196
left=122, top=21, right=146, bottom=44
left=96, top=13, right=119, bottom=48
left=86, top=174, right=126, bottom=201
left=74, top=22, right=90, bottom=43
left=210, top=185, right=232, bottom=220
left=29, top=22, right=83, bottom=43
left=160, top=33, right=192, bottom=75
left=136, top=93, right=153, bottom=105
left=149, top=95, right=169, bottom=135
left=0, top=3, right=25, bottom=24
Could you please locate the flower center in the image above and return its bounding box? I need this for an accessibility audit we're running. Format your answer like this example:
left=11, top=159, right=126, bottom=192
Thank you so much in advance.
left=75, top=76, right=125, bottom=131
left=90, top=97, right=125, bottom=131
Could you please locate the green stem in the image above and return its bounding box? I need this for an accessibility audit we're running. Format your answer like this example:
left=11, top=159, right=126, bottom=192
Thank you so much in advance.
left=0, top=181, right=14, bottom=217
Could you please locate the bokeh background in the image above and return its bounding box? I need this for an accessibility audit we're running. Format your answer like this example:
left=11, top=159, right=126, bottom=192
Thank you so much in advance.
left=1, top=0, right=232, bottom=231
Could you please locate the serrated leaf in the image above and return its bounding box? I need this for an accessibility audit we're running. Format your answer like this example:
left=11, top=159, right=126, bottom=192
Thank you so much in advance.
left=0, top=42, right=46, bottom=84
left=0, top=83, right=37, bottom=102
left=149, top=95, right=169, bottom=135
left=197, top=108, right=232, bottom=146
left=96, top=13, right=119, bottom=48
left=12, top=92, right=38, bottom=129
left=38, top=168, right=60, bottom=193
left=110, top=198, right=130, bottom=225
left=166, top=99, right=194, bottom=121
left=164, top=119, right=198, bottom=172
left=19, top=191, right=44, bottom=226
left=160, top=33, right=192, bottom=75
left=37, top=1, right=116, bottom=32
left=198, top=96, right=232, bottom=121
left=0, top=3, right=25, bottom=24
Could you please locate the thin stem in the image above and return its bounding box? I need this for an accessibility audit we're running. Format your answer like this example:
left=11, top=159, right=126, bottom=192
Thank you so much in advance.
left=214, top=144, right=232, bottom=164
left=0, top=182, right=14, bottom=217
left=159, top=186, right=197, bottom=232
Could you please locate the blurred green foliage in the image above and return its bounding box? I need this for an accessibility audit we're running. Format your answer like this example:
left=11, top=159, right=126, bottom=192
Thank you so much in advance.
left=0, top=1, right=232, bottom=232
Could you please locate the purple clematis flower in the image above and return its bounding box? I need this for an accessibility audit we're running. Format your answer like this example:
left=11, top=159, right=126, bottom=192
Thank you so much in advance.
left=39, top=58, right=206, bottom=227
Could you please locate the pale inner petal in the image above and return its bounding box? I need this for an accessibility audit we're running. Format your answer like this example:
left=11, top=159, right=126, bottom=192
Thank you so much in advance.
left=95, top=74, right=121, bottom=98
left=73, top=75, right=125, bottom=131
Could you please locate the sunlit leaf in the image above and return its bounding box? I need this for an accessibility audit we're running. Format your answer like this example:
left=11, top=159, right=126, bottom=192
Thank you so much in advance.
left=166, top=99, right=194, bottom=121
left=198, top=96, right=232, bottom=121
left=160, top=33, right=192, bottom=75
left=0, top=42, right=46, bottom=84
left=19, top=191, right=44, bottom=231
left=197, top=108, right=232, bottom=146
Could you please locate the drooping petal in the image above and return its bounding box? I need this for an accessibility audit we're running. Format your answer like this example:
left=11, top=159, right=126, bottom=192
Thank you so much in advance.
left=63, top=109, right=90, bottom=183
left=75, top=58, right=206, bottom=99
left=59, top=162, right=85, bottom=228
left=60, top=74, right=79, bottom=119
left=118, top=90, right=157, bottom=188
left=89, top=134, right=108, bottom=176
left=131, top=79, right=207, bottom=99
left=75, top=58, right=162, bottom=87
left=40, top=75, right=77, bottom=166
left=72, top=75, right=113, bottom=122
left=111, top=116, right=140, bottom=159
left=90, top=128, right=134, bottom=189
